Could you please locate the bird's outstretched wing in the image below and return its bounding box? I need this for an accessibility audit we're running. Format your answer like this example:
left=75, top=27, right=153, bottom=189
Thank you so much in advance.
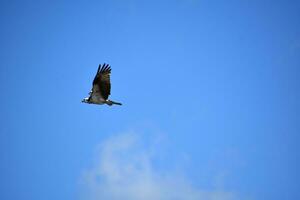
left=91, top=63, right=111, bottom=100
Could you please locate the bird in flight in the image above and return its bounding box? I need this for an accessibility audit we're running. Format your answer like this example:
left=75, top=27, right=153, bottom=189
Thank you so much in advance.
left=82, top=63, right=122, bottom=106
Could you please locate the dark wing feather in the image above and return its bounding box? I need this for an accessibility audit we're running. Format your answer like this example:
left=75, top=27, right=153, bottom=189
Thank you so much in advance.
left=92, top=63, right=111, bottom=100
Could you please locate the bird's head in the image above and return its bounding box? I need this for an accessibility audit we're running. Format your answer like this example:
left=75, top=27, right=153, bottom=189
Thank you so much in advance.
left=81, top=97, right=90, bottom=103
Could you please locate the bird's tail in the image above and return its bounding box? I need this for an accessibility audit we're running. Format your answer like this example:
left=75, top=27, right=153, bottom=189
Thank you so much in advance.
left=107, top=100, right=122, bottom=106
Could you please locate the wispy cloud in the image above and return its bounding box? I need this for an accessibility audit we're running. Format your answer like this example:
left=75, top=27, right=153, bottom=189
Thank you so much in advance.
left=80, top=132, right=238, bottom=200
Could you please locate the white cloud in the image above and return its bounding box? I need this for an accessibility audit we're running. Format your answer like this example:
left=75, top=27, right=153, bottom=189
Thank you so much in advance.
left=80, top=132, right=238, bottom=200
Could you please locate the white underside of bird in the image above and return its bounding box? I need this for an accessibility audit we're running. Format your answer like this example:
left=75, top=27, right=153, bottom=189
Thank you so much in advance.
left=90, top=93, right=105, bottom=104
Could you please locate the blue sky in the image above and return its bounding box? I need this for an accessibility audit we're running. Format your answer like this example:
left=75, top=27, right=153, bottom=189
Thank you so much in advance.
left=1, top=0, right=299, bottom=199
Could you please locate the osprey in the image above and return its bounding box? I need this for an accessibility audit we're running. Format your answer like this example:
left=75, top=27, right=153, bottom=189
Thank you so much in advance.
left=82, top=63, right=122, bottom=106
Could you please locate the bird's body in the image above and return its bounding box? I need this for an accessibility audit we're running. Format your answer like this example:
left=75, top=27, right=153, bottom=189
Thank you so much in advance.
left=82, top=64, right=122, bottom=106
left=87, top=93, right=105, bottom=105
